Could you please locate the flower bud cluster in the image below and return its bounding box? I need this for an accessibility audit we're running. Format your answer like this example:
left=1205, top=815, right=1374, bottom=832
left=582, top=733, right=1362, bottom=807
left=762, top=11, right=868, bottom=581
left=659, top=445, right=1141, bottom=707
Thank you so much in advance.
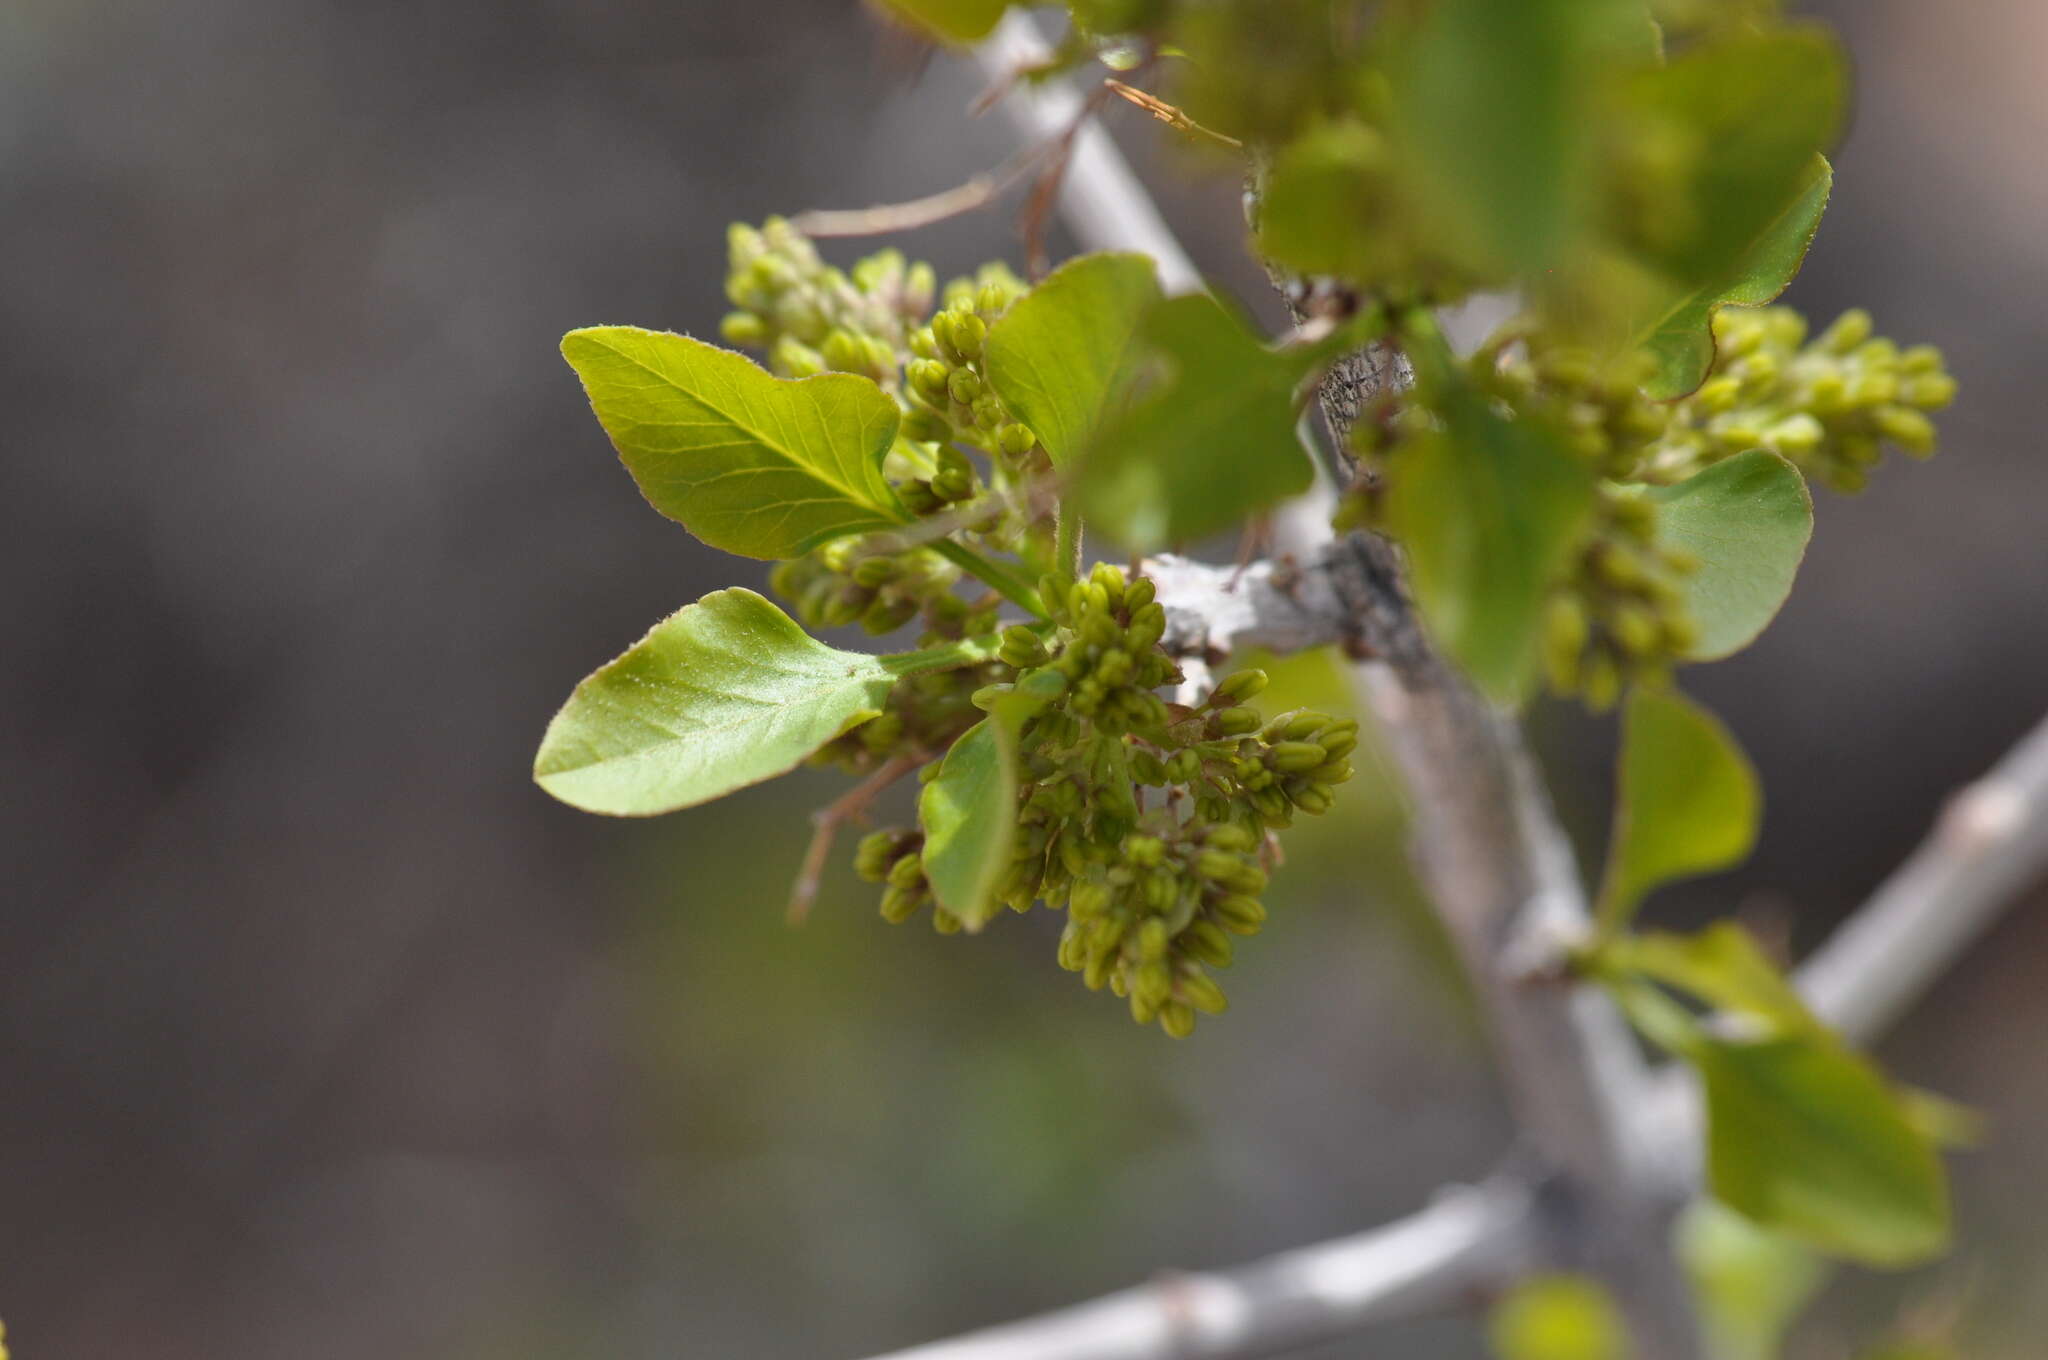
left=1343, top=306, right=1951, bottom=707
left=771, top=541, right=969, bottom=638
left=902, top=265, right=1042, bottom=465
left=1543, top=487, right=1701, bottom=709
left=721, top=218, right=933, bottom=380
left=1642, top=308, right=1956, bottom=493
left=855, top=563, right=1354, bottom=1036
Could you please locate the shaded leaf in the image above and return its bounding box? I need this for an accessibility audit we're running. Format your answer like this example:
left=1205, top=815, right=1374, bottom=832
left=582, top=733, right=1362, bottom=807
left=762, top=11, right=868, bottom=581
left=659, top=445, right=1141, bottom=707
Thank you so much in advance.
left=1598, top=687, right=1760, bottom=926
left=1696, top=1033, right=1951, bottom=1267
left=1676, top=1198, right=1830, bottom=1360
left=982, top=252, right=1161, bottom=470
left=1255, top=119, right=1394, bottom=283
left=1631, top=28, right=1845, bottom=284
left=1638, top=158, right=1833, bottom=398
left=1391, top=0, right=1640, bottom=279
left=1626, top=26, right=1846, bottom=396
left=562, top=326, right=905, bottom=559
left=535, top=589, right=957, bottom=817
left=871, top=0, right=1011, bottom=45
left=1074, top=293, right=1316, bottom=551
left=1385, top=376, right=1595, bottom=703
left=1651, top=449, right=1814, bottom=660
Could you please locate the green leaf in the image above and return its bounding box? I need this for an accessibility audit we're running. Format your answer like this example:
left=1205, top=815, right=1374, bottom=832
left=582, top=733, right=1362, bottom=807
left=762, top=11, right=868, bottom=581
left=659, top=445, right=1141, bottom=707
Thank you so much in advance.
left=916, top=669, right=1066, bottom=930
left=1612, top=923, right=1813, bottom=1037
left=917, top=719, right=1016, bottom=931
left=535, top=588, right=957, bottom=817
left=1634, top=28, right=1846, bottom=281
left=1625, top=26, right=1845, bottom=396
left=1637, top=158, right=1833, bottom=398
left=1694, top=1033, right=1950, bottom=1267
left=1073, top=293, right=1317, bottom=552
left=1385, top=375, right=1596, bottom=704
left=1255, top=120, right=1396, bottom=284
left=872, top=0, right=1011, bottom=45
left=561, top=326, right=906, bottom=559
left=1391, top=0, right=1639, bottom=280
left=1598, top=688, right=1760, bottom=927
left=1651, top=450, right=1814, bottom=661
left=1676, top=1199, right=1830, bottom=1360
left=1487, top=1274, right=1628, bottom=1360
left=982, top=252, right=1162, bottom=471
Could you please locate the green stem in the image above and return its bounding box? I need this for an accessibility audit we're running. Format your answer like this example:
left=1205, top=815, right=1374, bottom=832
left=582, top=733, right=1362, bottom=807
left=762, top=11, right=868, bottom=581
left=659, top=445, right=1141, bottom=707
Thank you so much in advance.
left=886, top=620, right=1054, bottom=677
left=933, top=539, right=1048, bottom=619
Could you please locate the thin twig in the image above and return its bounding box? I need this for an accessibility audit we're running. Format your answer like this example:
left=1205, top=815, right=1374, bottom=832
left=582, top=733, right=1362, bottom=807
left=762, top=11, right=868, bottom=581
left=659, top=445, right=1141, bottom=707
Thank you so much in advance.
left=858, top=1181, right=1537, bottom=1360
left=1795, top=710, right=2048, bottom=1041
left=977, top=14, right=1202, bottom=294
left=792, top=176, right=1004, bottom=238
left=788, top=753, right=921, bottom=924
left=1020, top=77, right=1122, bottom=279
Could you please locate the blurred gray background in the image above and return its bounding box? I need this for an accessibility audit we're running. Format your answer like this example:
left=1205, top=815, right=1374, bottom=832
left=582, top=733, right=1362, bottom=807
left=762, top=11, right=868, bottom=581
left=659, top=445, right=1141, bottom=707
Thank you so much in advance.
left=2, top=2, right=2043, bottom=1356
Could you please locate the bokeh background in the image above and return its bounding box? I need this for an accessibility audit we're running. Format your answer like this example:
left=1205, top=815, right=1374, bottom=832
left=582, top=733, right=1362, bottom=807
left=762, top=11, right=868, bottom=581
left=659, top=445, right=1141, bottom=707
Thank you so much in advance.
left=2, top=2, right=2043, bottom=1356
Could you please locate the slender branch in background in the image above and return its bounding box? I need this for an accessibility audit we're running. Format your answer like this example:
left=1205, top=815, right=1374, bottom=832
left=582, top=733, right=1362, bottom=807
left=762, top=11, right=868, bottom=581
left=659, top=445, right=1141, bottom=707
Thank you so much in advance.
left=860, top=1181, right=1537, bottom=1360
left=1795, top=711, right=2048, bottom=1041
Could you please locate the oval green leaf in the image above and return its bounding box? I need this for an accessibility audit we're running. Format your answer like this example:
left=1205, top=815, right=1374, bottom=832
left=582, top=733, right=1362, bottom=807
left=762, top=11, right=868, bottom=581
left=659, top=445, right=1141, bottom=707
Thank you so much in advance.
left=1651, top=449, right=1814, bottom=661
left=1386, top=377, right=1596, bottom=704
left=1074, top=293, right=1318, bottom=552
left=535, top=588, right=901, bottom=817
left=1598, top=687, right=1760, bottom=928
left=983, top=251, right=1161, bottom=470
left=562, top=326, right=906, bottom=560
left=1695, top=1033, right=1951, bottom=1267
left=916, top=718, right=1017, bottom=932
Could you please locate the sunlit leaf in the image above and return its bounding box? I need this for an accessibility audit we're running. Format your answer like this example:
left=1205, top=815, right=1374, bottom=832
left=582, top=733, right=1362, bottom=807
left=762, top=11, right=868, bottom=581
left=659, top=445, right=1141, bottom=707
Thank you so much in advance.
left=562, top=326, right=906, bottom=559
left=535, top=589, right=965, bottom=817
left=1651, top=449, right=1814, bottom=660
left=1386, top=375, right=1595, bottom=704
left=1074, top=293, right=1316, bottom=552
left=1598, top=687, right=1760, bottom=927
left=982, top=251, right=1161, bottom=470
